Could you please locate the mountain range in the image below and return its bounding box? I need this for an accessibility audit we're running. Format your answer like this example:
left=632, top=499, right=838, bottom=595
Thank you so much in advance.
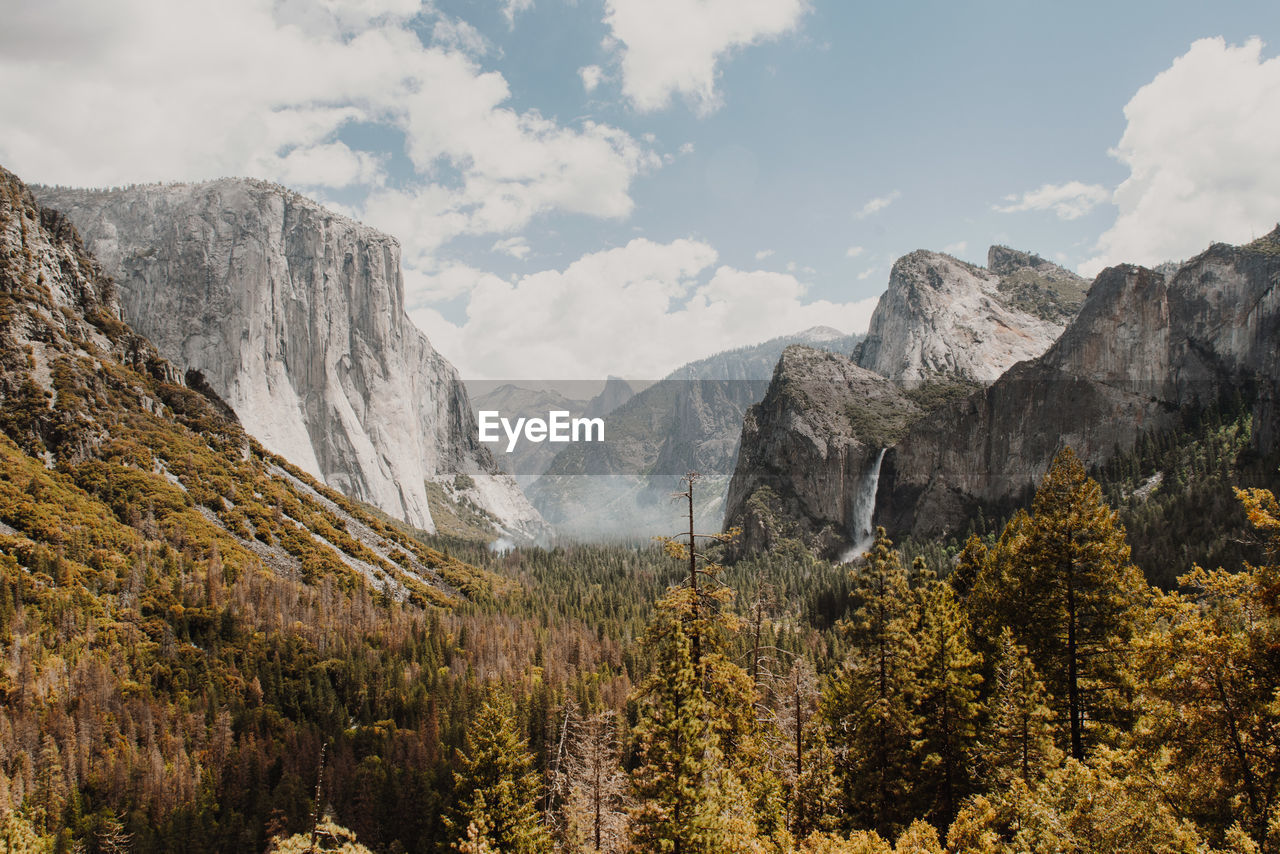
left=26, top=170, right=1278, bottom=564
left=725, top=235, right=1280, bottom=559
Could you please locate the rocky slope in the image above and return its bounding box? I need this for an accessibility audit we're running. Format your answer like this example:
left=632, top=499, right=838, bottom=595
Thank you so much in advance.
left=0, top=164, right=486, bottom=606
left=879, top=231, right=1280, bottom=537
left=35, top=179, right=545, bottom=542
left=854, top=246, right=1087, bottom=383
left=722, top=346, right=917, bottom=557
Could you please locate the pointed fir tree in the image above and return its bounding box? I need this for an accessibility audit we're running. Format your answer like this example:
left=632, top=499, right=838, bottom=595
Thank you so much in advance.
left=976, top=627, right=1060, bottom=789
left=824, top=528, right=920, bottom=838
left=911, top=575, right=983, bottom=826
left=448, top=692, right=551, bottom=854
left=948, top=534, right=986, bottom=599
left=791, top=729, right=843, bottom=841
left=971, top=448, right=1147, bottom=760
left=627, top=601, right=763, bottom=853
left=770, top=658, right=840, bottom=839
left=630, top=473, right=780, bottom=852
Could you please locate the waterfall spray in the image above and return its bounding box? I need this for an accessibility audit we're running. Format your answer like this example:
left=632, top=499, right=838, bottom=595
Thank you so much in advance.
left=843, top=448, right=886, bottom=563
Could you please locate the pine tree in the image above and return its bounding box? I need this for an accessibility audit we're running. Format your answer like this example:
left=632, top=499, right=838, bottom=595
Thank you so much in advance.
left=911, top=576, right=983, bottom=826
left=976, top=628, right=1060, bottom=789
left=1130, top=487, right=1280, bottom=849
left=972, top=448, right=1147, bottom=760
left=627, top=603, right=762, bottom=853
left=825, top=528, right=919, bottom=838
left=448, top=693, right=551, bottom=854
left=948, top=534, right=986, bottom=599
left=791, top=729, right=843, bottom=840
left=768, top=658, right=838, bottom=839
left=628, top=473, right=774, bottom=853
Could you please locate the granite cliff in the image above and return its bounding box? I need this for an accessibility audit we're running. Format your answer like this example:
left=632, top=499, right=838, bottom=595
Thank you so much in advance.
left=724, top=246, right=1082, bottom=556
left=0, top=164, right=484, bottom=605
left=881, top=230, right=1280, bottom=537
left=854, top=246, right=1087, bottom=382
left=723, top=346, right=917, bottom=557
left=35, top=179, right=546, bottom=541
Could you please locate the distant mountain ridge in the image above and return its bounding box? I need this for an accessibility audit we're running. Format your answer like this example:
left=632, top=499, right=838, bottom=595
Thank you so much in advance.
left=664, top=326, right=862, bottom=381
left=470, top=377, right=635, bottom=481
left=523, top=327, right=862, bottom=539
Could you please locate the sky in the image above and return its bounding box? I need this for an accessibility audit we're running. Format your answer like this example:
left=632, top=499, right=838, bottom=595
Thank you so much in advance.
left=2, top=0, right=1279, bottom=380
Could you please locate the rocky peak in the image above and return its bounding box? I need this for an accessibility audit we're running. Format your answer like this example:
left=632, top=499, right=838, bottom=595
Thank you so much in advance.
left=879, top=232, right=1280, bottom=539
left=1044, top=263, right=1171, bottom=385
left=988, top=245, right=1053, bottom=276
left=794, top=325, right=851, bottom=344
left=855, top=248, right=1075, bottom=384
left=584, top=375, right=635, bottom=418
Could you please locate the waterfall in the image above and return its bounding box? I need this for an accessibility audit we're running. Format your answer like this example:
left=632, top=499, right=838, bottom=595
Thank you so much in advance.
left=842, top=448, right=886, bottom=563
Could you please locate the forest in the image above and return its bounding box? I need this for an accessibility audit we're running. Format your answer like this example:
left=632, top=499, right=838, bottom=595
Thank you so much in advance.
left=1, top=436, right=1278, bottom=853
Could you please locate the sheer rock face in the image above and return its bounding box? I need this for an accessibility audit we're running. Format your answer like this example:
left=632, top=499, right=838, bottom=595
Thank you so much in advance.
left=722, top=346, right=916, bottom=558
left=36, top=179, right=546, bottom=540
left=722, top=246, right=1082, bottom=555
left=724, top=233, right=1280, bottom=553
left=854, top=248, right=1087, bottom=383
left=881, top=231, right=1280, bottom=537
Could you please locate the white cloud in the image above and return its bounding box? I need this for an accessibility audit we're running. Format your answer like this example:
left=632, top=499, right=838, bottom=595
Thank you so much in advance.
left=856, top=267, right=877, bottom=281
left=943, top=241, right=967, bottom=255
left=0, top=0, right=654, bottom=265
left=1080, top=37, right=1280, bottom=274
left=404, top=263, right=508, bottom=303
left=492, top=236, right=531, bottom=259
left=755, top=248, right=775, bottom=260
left=431, top=16, right=491, bottom=55
left=856, top=190, right=900, bottom=219
left=579, top=64, right=604, bottom=93
left=602, top=0, right=809, bottom=114
left=995, top=181, right=1110, bottom=220
left=256, top=141, right=387, bottom=189
left=845, top=245, right=864, bottom=258
left=679, top=142, right=696, bottom=156
left=410, top=238, right=878, bottom=379
left=502, top=0, right=534, bottom=26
